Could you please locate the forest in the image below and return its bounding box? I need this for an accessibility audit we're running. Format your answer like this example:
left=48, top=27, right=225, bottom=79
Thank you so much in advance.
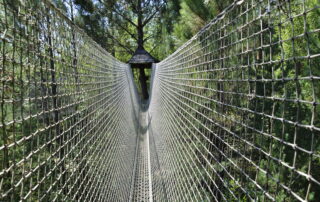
left=0, top=0, right=319, bottom=201
left=66, top=0, right=236, bottom=95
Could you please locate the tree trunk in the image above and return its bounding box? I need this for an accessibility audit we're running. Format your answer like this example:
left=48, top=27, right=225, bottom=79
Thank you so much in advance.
left=139, top=68, right=149, bottom=100
left=137, top=0, right=144, bottom=49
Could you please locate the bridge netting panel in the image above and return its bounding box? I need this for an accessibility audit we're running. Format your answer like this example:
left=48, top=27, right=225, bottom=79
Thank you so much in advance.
left=149, top=0, right=320, bottom=201
left=1, top=0, right=320, bottom=201
left=0, top=0, right=140, bottom=201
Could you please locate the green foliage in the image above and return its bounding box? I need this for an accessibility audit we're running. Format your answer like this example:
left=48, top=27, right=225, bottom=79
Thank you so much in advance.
left=172, top=0, right=233, bottom=47
left=1, top=0, right=320, bottom=201
left=151, top=0, right=320, bottom=201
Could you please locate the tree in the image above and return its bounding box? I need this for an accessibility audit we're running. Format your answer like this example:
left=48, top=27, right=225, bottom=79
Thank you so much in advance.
left=74, top=0, right=167, bottom=60
left=173, top=0, right=233, bottom=47
left=73, top=0, right=173, bottom=100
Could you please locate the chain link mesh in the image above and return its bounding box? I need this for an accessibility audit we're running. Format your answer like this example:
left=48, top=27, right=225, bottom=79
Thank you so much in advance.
left=149, top=0, right=320, bottom=201
left=0, top=0, right=140, bottom=201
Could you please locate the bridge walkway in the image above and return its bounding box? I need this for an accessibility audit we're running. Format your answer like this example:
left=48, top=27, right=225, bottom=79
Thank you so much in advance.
left=132, top=104, right=153, bottom=202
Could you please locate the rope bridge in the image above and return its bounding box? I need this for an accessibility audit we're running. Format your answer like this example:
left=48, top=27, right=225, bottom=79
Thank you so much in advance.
left=1, top=0, right=319, bottom=201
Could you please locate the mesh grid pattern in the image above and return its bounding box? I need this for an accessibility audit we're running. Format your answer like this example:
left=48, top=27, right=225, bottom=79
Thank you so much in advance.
left=1, top=0, right=320, bottom=201
left=132, top=111, right=151, bottom=202
left=149, top=0, right=320, bottom=201
left=0, top=0, right=139, bottom=201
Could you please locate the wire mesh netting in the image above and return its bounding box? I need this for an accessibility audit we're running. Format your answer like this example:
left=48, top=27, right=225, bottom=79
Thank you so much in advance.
left=1, top=0, right=320, bottom=201
left=0, top=0, right=140, bottom=201
left=149, top=0, right=320, bottom=201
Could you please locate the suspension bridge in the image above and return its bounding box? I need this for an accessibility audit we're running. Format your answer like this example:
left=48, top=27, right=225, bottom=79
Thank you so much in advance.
left=1, top=0, right=320, bottom=201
